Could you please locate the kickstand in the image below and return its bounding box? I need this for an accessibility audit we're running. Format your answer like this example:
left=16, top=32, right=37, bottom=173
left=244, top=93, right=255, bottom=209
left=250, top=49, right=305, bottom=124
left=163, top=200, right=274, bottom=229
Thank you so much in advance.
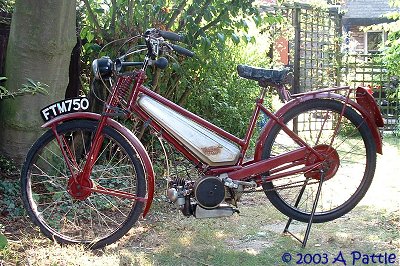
left=283, top=173, right=325, bottom=248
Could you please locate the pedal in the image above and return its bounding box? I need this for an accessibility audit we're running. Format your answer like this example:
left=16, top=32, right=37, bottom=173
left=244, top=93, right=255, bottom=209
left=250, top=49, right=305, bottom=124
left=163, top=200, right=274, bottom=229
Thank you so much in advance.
left=194, top=204, right=239, bottom=219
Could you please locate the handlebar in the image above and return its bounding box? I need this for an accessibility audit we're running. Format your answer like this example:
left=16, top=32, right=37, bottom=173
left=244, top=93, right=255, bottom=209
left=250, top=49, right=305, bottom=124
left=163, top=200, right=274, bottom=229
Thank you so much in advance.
left=124, top=29, right=195, bottom=67
left=159, top=30, right=182, bottom=42
left=93, top=29, right=195, bottom=79
left=170, top=44, right=195, bottom=57
left=114, top=57, right=169, bottom=73
left=143, top=28, right=195, bottom=57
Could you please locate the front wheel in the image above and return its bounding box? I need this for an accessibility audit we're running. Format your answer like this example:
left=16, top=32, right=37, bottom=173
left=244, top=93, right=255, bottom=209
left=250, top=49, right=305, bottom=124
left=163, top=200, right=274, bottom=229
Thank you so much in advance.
left=21, top=120, right=146, bottom=249
left=261, top=99, right=377, bottom=223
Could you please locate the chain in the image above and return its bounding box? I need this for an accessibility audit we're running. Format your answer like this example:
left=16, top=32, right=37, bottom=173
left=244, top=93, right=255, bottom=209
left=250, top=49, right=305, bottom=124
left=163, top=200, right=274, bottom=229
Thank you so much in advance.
left=242, top=179, right=319, bottom=194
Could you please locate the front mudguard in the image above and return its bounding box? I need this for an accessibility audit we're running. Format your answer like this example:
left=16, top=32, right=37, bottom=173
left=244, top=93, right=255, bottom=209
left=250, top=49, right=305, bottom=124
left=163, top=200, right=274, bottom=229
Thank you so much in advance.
left=41, top=112, right=155, bottom=217
left=254, top=87, right=383, bottom=161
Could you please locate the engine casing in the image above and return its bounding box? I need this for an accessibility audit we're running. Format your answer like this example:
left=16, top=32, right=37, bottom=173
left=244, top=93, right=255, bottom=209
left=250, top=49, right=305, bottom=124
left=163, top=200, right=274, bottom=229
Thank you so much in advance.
left=194, top=176, right=225, bottom=209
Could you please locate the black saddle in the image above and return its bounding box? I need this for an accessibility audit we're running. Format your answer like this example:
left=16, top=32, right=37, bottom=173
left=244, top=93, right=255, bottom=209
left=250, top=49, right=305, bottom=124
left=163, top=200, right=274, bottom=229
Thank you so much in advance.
left=237, top=65, right=290, bottom=85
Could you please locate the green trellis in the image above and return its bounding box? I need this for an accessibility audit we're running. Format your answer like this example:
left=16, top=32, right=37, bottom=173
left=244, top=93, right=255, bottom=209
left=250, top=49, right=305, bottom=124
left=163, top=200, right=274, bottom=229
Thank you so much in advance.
left=274, top=2, right=399, bottom=131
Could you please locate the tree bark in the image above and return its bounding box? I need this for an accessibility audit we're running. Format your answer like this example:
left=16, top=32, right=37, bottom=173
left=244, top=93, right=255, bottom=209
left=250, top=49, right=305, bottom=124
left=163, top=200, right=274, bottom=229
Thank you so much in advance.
left=0, top=0, right=76, bottom=164
left=166, top=0, right=187, bottom=30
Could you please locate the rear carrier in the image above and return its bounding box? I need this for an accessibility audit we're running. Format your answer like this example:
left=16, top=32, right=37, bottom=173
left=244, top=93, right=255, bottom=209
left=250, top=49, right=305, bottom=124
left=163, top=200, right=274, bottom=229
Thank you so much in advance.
left=138, top=95, right=241, bottom=166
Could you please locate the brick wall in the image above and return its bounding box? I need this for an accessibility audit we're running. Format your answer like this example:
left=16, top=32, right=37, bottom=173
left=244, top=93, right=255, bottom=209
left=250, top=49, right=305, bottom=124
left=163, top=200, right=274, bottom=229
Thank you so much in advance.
left=347, top=25, right=365, bottom=53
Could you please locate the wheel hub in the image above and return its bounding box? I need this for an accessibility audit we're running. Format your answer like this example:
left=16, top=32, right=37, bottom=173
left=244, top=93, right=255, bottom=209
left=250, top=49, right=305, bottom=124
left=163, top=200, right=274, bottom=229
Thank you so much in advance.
left=67, top=174, right=93, bottom=200
left=305, top=145, right=340, bottom=181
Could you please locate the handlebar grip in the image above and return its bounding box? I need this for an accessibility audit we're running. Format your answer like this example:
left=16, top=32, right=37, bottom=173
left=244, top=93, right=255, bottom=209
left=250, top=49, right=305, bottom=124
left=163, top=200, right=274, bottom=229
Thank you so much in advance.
left=159, top=30, right=182, bottom=42
left=171, top=44, right=195, bottom=57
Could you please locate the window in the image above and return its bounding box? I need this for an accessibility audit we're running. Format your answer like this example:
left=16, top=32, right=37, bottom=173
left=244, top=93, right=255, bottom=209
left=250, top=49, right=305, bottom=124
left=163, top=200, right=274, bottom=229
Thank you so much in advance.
left=364, top=31, right=387, bottom=54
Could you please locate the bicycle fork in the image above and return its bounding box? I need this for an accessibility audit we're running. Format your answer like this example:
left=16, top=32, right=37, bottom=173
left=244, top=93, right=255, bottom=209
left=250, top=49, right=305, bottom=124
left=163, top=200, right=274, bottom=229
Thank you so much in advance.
left=51, top=117, right=146, bottom=203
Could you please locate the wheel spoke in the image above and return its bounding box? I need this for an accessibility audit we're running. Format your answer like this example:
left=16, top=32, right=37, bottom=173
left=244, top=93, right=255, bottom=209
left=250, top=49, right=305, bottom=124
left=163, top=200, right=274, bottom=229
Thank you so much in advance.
left=21, top=120, right=146, bottom=248
left=262, top=99, right=376, bottom=223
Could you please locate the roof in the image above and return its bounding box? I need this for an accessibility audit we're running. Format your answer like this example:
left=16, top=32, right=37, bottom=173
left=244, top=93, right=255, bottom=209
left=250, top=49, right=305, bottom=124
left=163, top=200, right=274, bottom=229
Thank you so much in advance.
left=343, top=0, right=400, bottom=27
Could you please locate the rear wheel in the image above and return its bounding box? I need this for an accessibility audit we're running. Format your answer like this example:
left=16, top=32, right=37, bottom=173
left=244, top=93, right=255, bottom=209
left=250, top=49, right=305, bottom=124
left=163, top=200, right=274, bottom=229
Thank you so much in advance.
left=261, top=99, right=376, bottom=223
left=21, top=120, right=146, bottom=249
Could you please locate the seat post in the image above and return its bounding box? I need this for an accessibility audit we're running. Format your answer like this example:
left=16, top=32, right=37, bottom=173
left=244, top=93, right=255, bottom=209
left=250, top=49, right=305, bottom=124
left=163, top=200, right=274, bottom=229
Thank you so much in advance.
left=258, top=80, right=291, bottom=103
left=276, top=84, right=291, bottom=102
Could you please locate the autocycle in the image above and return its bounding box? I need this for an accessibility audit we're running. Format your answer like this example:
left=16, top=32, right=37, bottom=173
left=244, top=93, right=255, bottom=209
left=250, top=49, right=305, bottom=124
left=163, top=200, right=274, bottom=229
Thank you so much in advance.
left=20, top=28, right=384, bottom=249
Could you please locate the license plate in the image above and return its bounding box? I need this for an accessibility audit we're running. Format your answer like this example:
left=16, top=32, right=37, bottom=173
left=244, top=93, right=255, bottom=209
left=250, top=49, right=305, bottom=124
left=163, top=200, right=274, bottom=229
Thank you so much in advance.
left=40, top=97, right=90, bottom=122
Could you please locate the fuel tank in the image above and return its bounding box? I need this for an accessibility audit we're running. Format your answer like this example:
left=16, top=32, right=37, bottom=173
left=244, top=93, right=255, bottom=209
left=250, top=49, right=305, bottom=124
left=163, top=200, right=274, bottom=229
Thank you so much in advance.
left=138, top=95, right=241, bottom=166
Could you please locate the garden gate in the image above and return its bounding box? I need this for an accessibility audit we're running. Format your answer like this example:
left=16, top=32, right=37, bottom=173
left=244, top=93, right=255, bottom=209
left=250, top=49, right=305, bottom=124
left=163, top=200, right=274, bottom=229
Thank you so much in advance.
left=342, top=54, right=399, bottom=131
left=274, top=2, right=399, bottom=131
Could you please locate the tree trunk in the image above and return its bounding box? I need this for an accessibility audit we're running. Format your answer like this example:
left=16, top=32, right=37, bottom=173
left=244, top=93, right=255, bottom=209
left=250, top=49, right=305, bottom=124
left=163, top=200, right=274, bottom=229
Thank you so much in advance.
left=0, top=0, right=76, bottom=165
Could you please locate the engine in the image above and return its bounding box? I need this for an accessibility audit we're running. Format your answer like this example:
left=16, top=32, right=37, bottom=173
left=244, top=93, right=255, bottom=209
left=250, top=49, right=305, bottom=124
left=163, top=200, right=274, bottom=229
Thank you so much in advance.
left=166, top=175, right=252, bottom=218
left=194, top=176, right=225, bottom=209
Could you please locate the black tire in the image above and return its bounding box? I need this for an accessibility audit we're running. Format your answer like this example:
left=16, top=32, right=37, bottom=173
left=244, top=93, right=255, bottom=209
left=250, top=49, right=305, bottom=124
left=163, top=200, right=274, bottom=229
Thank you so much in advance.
left=262, top=99, right=376, bottom=223
left=21, top=120, right=146, bottom=249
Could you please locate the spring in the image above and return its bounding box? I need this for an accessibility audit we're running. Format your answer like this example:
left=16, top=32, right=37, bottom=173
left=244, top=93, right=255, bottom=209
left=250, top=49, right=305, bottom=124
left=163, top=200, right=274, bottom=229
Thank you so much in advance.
left=115, top=75, right=133, bottom=102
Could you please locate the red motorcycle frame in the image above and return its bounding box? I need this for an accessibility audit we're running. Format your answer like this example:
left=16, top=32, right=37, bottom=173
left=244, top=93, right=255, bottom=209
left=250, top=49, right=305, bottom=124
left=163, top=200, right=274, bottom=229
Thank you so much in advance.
left=23, top=29, right=384, bottom=249
left=41, top=71, right=384, bottom=217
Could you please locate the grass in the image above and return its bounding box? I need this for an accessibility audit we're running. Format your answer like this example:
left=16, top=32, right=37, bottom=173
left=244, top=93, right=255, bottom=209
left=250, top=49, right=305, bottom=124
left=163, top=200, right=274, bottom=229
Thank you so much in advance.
left=0, top=137, right=399, bottom=265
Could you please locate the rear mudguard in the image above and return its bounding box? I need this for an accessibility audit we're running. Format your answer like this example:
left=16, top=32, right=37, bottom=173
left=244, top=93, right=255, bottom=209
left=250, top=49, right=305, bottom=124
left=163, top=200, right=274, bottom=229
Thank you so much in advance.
left=254, top=86, right=383, bottom=161
left=41, top=112, right=155, bottom=217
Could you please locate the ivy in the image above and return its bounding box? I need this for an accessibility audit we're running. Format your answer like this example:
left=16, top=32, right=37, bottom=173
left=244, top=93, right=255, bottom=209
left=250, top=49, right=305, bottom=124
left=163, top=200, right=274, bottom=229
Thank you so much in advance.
left=0, top=77, right=48, bottom=99
left=0, top=154, right=25, bottom=216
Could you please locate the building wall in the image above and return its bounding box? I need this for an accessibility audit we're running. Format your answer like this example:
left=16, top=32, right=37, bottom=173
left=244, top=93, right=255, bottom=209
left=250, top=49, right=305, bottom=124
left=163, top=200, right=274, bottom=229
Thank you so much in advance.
left=347, top=25, right=365, bottom=53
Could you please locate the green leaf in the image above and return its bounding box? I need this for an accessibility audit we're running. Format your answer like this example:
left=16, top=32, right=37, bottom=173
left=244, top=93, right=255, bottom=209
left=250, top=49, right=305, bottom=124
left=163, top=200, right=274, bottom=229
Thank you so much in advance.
left=94, top=8, right=105, bottom=13
left=185, top=15, right=194, bottom=24
left=204, top=9, right=213, bottom=22
left=253, top=15, right=260, bottom=27
left=0, top=233, right=8, bottom=249
left=217, top=33, right=225, bottom=43
left=172, top=63, right=181, bottom=71
left=241, top=19, right=248, bottom=29
left=0, top=85, right=7, bottom=96
left=80, top=27, right=87, bottom=40
left=86, top=31, right=95, bottom=43
left=90, top=43, right=102, bottom=52
left=201, top=36, right=211, bottom=50
left=83, top=42, right=92, bottom=51
left=242, top=34, right=251, bottom=44
left=231, top=33, right=240, bottom=44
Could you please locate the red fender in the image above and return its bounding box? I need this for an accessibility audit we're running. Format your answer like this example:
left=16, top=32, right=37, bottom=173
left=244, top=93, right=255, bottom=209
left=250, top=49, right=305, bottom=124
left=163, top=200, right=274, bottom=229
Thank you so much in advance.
left=41, top=112, right=155, bottom=217
left=254, top=87, right=383, bottom=161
